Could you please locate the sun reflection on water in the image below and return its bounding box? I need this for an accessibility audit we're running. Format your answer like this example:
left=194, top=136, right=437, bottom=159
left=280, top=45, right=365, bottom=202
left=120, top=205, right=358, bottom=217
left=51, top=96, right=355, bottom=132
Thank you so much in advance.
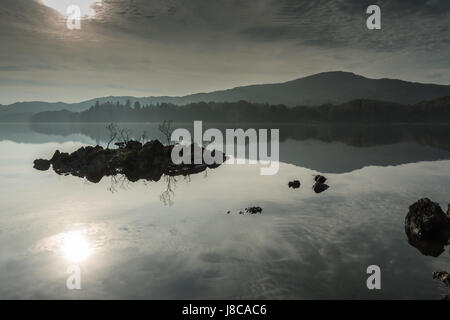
left=60, top=231, right=93, bottom=263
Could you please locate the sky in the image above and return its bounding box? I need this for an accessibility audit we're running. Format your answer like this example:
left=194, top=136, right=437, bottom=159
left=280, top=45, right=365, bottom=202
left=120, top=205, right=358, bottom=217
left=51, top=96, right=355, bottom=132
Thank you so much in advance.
left=0, top=0, right=449, bottom=104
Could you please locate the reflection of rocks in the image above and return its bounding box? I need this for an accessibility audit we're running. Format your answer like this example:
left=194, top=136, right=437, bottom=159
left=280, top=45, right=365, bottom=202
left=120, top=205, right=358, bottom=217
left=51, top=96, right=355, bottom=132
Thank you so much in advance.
left=405, top=198, right=450, bottom=257
left=33, top=140, right=226, bottom=183
left=432, top=271, right=449, bottom=287
left=407, top=237, right=446, bottom=257
left=288, top=180, right=301, bottom=189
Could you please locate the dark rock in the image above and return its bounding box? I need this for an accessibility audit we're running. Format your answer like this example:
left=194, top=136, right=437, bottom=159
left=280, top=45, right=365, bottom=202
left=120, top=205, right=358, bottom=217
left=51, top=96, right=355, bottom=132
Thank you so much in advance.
left=49, top=150, right=60, bottom=163
left=33, top=159, right=51, bottom=171
left=313, top=182, right=329, bottom=194
left=34, top=139, right=225, bottom=184
left=245, top=207, right=263, bottom=215
left=126, top=140, right=142, bottom=150
left=405, top=198, right=450, bottom=243
left=432, top=271, right=449, bottom=287
left=442, top=294, right=450, bottom=301
left=288, top=180, right=301, bottom=189
left=314, top=175, right=327, bottom=184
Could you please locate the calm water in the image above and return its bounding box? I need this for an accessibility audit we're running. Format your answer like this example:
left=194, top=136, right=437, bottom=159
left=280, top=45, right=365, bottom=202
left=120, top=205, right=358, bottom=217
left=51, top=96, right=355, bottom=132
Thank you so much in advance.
left=0, top=123, right=449, bottom=299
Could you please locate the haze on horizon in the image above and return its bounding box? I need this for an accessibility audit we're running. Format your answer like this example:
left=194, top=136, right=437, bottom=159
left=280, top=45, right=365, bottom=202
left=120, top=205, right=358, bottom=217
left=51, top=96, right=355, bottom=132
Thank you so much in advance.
left=0, top=0, right=449, bottom=105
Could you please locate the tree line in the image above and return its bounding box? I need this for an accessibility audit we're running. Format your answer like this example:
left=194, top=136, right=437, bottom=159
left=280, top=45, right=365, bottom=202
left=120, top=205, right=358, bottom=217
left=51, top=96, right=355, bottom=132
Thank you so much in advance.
left=30, top=98, right=450, bottom=123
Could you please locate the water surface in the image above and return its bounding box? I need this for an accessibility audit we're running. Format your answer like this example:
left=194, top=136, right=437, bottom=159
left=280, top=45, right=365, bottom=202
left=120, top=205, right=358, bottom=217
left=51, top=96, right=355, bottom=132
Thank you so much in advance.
left=0, top=123, right=449, bottom=299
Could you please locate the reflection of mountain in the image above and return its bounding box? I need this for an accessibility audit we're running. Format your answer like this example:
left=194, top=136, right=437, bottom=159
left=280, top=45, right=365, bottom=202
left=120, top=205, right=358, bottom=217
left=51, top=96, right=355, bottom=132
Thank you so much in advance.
left=280, top=140, right=450, bottom=173
left=2, top=123, right=450, bottom=173
left=26, top=122, right=450, bottom=151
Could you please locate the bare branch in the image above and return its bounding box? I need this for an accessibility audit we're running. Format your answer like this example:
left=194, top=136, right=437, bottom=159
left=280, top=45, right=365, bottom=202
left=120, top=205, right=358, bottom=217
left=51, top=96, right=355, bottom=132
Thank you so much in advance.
left=159, top=120, right=174, bottom=145
left=106, top=123, right=118, bottom=149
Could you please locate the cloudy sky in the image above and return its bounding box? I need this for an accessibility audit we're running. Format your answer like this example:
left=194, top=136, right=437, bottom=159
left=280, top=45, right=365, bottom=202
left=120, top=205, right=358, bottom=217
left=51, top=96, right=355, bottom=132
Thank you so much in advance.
left=0, top=0, right=449, bottom=104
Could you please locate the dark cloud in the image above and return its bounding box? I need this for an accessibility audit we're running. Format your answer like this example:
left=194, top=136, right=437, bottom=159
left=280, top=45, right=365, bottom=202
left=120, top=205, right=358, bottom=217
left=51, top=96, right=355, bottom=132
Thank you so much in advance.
left=0, top=0, right=448, bottom=104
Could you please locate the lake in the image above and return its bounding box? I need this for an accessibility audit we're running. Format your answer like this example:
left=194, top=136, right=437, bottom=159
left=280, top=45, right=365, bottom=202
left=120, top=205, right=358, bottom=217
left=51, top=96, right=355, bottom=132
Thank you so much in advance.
left=0, top=123, right=449, bottom=299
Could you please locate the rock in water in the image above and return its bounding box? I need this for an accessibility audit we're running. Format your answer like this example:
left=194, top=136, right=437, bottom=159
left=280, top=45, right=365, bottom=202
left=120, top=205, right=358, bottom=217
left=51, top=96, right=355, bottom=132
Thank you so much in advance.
left=245, top=207, right=263, bottom=214
left=405, top=198, right=450, bottom=244
left=33, top=140, right=226, bottom=183
left=432, top=271, right=449, bottom=287
left=313, top=182, right=329, bottom=194
left=314, top=175, right=327, bottom=184
left=288, top=180, right=301, bottom=189
left=33, top=159, right=51, bottom=171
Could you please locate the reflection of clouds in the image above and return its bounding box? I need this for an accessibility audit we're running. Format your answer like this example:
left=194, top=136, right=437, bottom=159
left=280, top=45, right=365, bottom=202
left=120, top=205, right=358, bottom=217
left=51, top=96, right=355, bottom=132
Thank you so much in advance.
left=1, top=140, right=450, bottom=298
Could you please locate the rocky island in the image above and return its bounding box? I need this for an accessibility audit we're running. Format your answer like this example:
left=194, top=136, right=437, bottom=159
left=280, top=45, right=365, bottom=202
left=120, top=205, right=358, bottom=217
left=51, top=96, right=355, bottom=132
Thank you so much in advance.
left=33, top=140, right=226, bottom=183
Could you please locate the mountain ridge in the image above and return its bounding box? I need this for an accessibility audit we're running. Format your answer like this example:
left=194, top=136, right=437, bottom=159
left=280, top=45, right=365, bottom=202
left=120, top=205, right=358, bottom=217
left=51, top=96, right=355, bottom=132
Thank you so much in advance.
left=2, top=72, right=450, bottom=121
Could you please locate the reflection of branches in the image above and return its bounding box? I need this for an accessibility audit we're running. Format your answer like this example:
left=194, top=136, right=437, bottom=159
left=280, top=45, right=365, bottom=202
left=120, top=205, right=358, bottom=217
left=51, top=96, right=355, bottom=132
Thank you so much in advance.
left=159, top=120, right=174, bottom=145
left=108, top=174, right=131, bottom=193
left=106, top=123, right=118, bottom=149
left=160, top=175, right=177, bottom=206
left=119, top=128, right=132, bottom=144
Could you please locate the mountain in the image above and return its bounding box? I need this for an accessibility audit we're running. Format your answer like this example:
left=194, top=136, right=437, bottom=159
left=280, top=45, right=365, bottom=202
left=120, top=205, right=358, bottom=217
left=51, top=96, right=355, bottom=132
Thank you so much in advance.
left=177, top=71, right=450, bottom=107
left=2, top=71, right=450, bottom=121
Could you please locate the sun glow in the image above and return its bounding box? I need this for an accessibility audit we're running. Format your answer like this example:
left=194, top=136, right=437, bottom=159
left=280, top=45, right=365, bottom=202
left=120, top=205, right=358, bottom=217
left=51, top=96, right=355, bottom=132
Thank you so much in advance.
left=60, top=231, right=93, bottom=263
left=42, top=0, right=102, bottom=17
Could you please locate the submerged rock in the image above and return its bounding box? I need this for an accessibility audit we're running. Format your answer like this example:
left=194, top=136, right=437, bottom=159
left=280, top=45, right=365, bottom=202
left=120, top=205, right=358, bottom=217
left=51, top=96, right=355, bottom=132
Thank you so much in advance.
left=33, top=140, right=226, bottom=183
left=288, top=180, right=301, bottom=189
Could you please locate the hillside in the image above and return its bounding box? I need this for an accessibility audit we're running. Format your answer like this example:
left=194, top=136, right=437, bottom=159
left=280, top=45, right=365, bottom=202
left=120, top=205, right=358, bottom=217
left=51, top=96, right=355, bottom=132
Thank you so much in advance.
left=2, top=72, right=450, bottom=122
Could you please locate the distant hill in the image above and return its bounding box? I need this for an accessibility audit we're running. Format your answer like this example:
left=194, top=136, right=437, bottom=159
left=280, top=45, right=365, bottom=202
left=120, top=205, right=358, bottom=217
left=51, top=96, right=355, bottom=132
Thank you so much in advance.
left=30, top=96, right=450, bottom=124
left=2, top=71, right=450, bottom=121
left=178, top=71, right=450, bottom=107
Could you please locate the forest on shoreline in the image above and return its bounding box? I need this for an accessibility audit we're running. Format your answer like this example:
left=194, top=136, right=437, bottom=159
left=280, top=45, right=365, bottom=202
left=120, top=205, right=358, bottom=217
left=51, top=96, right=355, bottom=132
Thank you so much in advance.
left=30, top=97, right=450, bottom=124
